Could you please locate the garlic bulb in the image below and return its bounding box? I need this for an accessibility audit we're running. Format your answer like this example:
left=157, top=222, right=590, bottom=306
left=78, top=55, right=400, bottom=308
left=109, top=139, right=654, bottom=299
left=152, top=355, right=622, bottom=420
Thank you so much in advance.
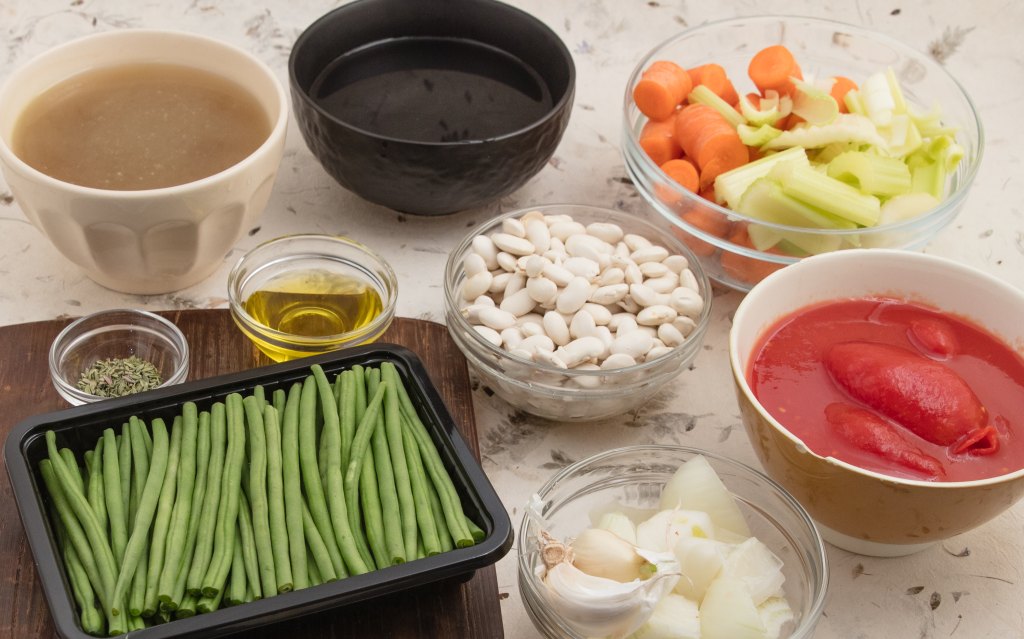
left=538, top=531, right=680, bottom=639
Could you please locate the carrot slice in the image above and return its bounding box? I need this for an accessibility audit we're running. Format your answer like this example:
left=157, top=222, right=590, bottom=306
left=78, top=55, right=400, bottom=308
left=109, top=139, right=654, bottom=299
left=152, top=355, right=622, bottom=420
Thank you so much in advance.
left=639, top=115, right=682, bottom=166
left=688, top=64, right=739, bottom=105
left=633, top=60, right=692, bottom=120
left=748, top=46, right=803, bottom=96
left=830, top=76, right=858, bottom=114
left=661, top=158, right=699, bottom=192
left=672, top=205, right=731, bottom=257
left=720, top=223, right=786, bottom=285
left=674, top=104, right=748, bottom=174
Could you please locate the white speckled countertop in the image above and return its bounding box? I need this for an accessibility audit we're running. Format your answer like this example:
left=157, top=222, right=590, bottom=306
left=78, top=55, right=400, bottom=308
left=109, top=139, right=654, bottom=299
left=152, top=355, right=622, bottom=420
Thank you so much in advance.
left=2, top=0, right=1023, bottom=637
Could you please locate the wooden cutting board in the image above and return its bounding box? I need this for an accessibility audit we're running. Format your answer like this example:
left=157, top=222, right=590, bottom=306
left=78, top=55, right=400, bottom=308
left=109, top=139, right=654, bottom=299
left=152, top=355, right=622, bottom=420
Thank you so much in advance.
left=0, top=312, right=503, bottom=639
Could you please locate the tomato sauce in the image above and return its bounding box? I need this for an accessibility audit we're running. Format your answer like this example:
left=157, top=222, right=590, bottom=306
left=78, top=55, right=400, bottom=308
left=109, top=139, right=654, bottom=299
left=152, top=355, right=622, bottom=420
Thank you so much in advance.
left=749, top=297, right=1024, bottom=481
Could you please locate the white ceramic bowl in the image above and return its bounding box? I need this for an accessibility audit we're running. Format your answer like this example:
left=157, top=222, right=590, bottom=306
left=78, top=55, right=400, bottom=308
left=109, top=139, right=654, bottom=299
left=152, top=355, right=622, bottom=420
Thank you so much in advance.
left=730, top=249, right=1024, bottom=556
left=0, top=30, right=289, bottom=294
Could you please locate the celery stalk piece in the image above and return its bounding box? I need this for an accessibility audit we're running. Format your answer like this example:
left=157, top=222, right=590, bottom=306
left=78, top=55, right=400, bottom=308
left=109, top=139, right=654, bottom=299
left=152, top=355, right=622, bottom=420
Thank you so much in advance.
left=739, top=93, right=783, bottom=127
left=761, top=114, right=887, bottom=151
left=909, top=102, right=958, bottom=138
left=861, top=71, right=896, bottom=126
left=811, top=142, right=860, bottom=164
left=827, top=151, right=913, bottom=197
left=688, top=85, right=744, bottom=128
left=746, top=223, right=783, bottom=251
left=877, top=193, right=941, bottom=225
left=844, top=90, right=866, bottom=116
left=735, top=176, right=857, bottom=230
left=713, top=147, right=809, bottom=209
left=774, top=239, right=812, bottom=257
left=791, top=78, right=839, bottom=126
left=762, top=90, right=794, bottom=118
left=879, top=115, right=923, bottom=158
left=885, top=67, right=908, bottom=114
left=910, top=160, right=947, bottom=200
left=737, top=124, right=782, bottom=147
left=769, top=161, right=881, bottom=226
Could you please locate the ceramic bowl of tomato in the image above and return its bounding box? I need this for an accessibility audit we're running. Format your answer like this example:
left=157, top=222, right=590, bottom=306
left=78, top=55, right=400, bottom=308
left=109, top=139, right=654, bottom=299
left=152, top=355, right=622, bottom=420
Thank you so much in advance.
left=621, top=16, right=983, bottom=292
left=729, top=249, right=1024, bottom=557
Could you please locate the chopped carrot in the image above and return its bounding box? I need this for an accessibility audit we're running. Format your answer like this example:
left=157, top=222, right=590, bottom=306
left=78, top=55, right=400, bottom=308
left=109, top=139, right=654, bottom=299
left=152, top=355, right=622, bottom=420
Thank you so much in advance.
left=747, top=145, right=764, bottom=162
left=778, top=112, right=805, bottom=130
left=639, top=115, right=682, bottom=166
left=688, top=64, right=739, bottom=105
left=674, top=104, right=747, bottom=177
left=720, top=223, right=786, bottom=285
left=698, top=186, right=718, bottom=203
left=830, top=76, right=858, bottom=114
left=674, top=205, right=732, bottom=257
left=661, top=158, right=699, bottom=192
left=748, top=45, right=803, bottom=96
left=633, top=60, right=692, bottom=121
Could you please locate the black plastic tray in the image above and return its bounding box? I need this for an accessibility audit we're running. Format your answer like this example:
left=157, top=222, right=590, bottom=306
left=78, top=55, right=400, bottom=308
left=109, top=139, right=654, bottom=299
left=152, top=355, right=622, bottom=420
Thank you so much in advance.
left=5, top=344, right=513, bottom=639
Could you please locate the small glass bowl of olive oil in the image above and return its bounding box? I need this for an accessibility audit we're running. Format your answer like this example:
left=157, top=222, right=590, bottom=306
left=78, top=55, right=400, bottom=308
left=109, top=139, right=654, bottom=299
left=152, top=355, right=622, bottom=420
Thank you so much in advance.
left=227, top=234, right=398, bottom=362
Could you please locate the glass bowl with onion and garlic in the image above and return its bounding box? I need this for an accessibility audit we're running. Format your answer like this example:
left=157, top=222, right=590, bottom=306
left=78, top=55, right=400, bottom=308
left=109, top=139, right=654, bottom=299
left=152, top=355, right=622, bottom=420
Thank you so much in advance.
left=518, top=445, right=828, bottom=639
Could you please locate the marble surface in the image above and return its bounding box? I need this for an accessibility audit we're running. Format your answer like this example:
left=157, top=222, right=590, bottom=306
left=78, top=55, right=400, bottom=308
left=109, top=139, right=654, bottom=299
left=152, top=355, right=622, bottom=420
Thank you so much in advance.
left=2, top=0, right=1024, bottom=637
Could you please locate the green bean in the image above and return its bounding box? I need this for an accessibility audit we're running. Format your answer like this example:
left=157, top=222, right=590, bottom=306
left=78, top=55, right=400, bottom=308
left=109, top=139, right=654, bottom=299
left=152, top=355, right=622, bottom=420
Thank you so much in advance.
left=339, top=369, right=356, bottom=472
left=187, top=402, right=226, bottom=596
left=175, top=594, right=197, bottom=619
left=253, top=384, right=266, bottom=409
left=272, top=388, right=286, bottom=419
left=338, top=369, right=375, bottom=570
left=228, top=526, right=246, bottom=606
left=281, top=382, right=308, bottom=591
left=169, top=410, right=211, bottom=608
left=243, top=395, right=277, bottom=597
left=298, top=374, right=345, bottom=577
left=380, top=364, right=417, bottom=560
left=352, top=365, right=367, bottom=424
left=158, top=404, right=198, bottom=606
left=393, top=381, right=474, bottom=548
left=201, top=393, right=246, bottom=597
left=118, top=425, right=132, bottom=531
left=56, top=516, right=104, bottom=636
left=416, top=534, right=425, bottom=560
left=140, top=423, right=153, bottom=459
left=424, top=475, right=453, bottom=553
left=343, top=381, right=386, bottom=565
left=102, top=428, right=127, bottom=565
left=126, top=417, right=152, bottom=617
left=85, top=441, right=109, bottom=546
left=236, top=491, right=262, bottom=600
left=61, top=447, right=83, bottom=493
left=144, top=416, right=183, bottom=616
left=195, top=589, right=223, bottom=614
left=466, top=516, right=486, bottom=543
left=401, top=422, right=440, bottom=556
left=44, top=432, right=120, bottom=619
left=306, top=548, right=322, bottom=588
left=301, top=501, right=338, bottom=582
left=315, top=365, right=371, bottom=575
left=263, top=404, right=292, bottom=593
left=359, top=441, right=389, bottom=569
left=367, top=369, right=404, bottom=565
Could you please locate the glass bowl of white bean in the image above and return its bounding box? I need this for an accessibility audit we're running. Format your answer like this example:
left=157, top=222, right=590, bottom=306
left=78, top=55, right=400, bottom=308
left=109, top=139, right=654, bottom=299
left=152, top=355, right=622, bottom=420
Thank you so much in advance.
left=444, top=204, right=713, bottom=422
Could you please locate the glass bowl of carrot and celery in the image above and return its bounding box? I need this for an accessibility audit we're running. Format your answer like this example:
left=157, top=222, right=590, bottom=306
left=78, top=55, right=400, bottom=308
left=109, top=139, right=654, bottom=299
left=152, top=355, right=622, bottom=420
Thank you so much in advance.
left=621, top=16, right=982, bottom=292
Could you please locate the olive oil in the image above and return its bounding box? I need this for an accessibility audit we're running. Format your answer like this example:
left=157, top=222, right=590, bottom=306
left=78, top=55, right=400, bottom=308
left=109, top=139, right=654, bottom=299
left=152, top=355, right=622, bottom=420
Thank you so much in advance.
left=243, top=269, right=383, bottom=361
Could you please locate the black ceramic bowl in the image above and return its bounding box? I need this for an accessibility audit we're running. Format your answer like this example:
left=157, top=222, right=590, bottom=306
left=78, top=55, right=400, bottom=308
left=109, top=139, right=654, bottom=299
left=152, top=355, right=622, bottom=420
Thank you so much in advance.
left=289, top=0, right=575, bottom=215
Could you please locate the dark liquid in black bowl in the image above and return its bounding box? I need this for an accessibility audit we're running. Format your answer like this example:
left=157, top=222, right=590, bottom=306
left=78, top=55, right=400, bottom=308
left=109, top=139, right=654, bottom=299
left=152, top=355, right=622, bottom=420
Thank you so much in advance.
left=310, top=36, right=553, bottom=143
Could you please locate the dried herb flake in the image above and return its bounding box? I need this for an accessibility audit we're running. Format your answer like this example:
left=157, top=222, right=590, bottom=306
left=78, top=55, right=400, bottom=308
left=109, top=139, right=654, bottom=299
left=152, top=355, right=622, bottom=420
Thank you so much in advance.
left=77, top=355, right=162, bottom=398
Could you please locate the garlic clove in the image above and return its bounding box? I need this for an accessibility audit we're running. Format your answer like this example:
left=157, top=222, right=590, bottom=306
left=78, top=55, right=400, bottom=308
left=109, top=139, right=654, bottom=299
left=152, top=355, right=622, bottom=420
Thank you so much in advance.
left=570, top=528, right=648, bottom=583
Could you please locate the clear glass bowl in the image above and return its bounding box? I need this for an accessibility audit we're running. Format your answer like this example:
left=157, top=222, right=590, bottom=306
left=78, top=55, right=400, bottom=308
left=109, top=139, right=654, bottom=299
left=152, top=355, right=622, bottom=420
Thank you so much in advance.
left=518, top=445, right=829, bottom=638
left=443, top=204, right=713, bottom=422
left=227, top=234, right=398, bottom=362
left=49, top=309, right=190, bottom=405
left=621, top=16, right=983, bottom=292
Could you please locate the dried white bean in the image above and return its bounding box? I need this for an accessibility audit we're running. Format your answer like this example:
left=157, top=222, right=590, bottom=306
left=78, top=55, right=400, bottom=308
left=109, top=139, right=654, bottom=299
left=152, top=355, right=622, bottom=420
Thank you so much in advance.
left=581, top=303, right=612, bottom=326
left=608, top=313, right=634, bottom=333
left=563, top=256, right=601, bottom=281
left=524, top=255, right=548, bottom=278
left=461, top=304, right=489, bottom=324
left=462, top=271, right=493, bottom=300
left=646, top=346, right=675, bottom=361
left=543, top=311, right=571, bottom=346
left=569, top=309, right=597, bottom=339
left=549, top=221, right=587, bottom=241
left=646, top=273, right=679, bottom=294
left=517, top=312, right=544, bottom=326
left=615, top=316, right=639, bottom=337
left=521, top=322, right=544, bottom=338
left=471, top=235, right=499, bottom=269
left=491, top=233, right=535, bottom=256
left=601, top=353, right=637, bottom=370
left=478, top=307, right=517, bottom=330
left=509, top=348, right=534, bottom=361
left=525, top=220, right=551, bottom=253
left=556, top=277, right=591, bottom=314
left=474, top=325, right=502, bottom=347
left=542, top=263, right=574, bottom=287
left=618, top=297, right=641, bottom=314
left=596, top=253, right=611, bottom=271
left=630, top=245, right=670, bottom=264
left=639, top=262, right=669, bottom=278
left=589, top=283, right=629, bottom=305
left=651, top=338, right=666, bottom=350
left=624, top=233, right=652, bottom=251
left=668, top=287, right=704, bottom=319
left=521, top=210, right=545, bottom=224
left=673, top=316, right=697, bottom=337
left=500, top=288, right=536, bottom=317
left=543, top=250, right=562, bottom=263
left=571, top=364, right=603, bottom=389
left=614, top=242, right=631, bottom=259
left=543, top=214, right=574, bottom=226
left=635, top=326, right=658, bottom=339
left=521, top=334, right=555, bottom=353
left=679, top=268, right=700, bottom=292
left=610, top=331, right=653, bottom=359
left=663, top=254, right=689, bottom=274
left=629, top=283, right=664, bottom=308
left=473, top=295, right=495, bottom=307
left=501, top=327, right=524, bottom=349
left=549, top=236, right=566, bottom=255
left=496, top=251, right=518, bottom=272
left=464, top=252, right=487, bottom=276
left=504, top=273, right=527, bottom=298
left=565, top=234, right=612, bottom=262
left=534, top=348, right=567, bottom=369
left=586, top=222, right=624, bottom=244
left=489, top=271, right=512, bottom=294
left=593, top=326, right=614, bottom=357
left=559, top=336, right=605, bottom=367
left=501, top=217, right=526, bottom=238
left=637, top=305, right=678, bottom=326
left=526, top=277, right=558, bottom=304
left=657, top=322, right=686, bottom=347
left=625, top=262, right=644, bottom=286
left=598, top=267, right=625, bottom=286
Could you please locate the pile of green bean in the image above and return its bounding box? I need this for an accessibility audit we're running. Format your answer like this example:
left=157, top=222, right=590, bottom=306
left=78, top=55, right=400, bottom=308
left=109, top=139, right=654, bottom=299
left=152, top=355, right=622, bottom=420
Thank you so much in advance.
left=40, top=362, right=483, bottom=636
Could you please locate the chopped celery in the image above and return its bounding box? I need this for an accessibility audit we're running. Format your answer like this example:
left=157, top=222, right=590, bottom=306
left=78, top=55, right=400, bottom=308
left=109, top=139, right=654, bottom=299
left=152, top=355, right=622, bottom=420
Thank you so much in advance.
left=827, top=151, right=912, bottom=197
left=738, top=124, right=783, bottom=147
left=844, top=90, right=866, bottom=116
left=746, top=223, right=783, bottom=251
left=877, top=193, right=941, bottom=225
left=734, top=176, right=857, bottom=229
left=774, top=239, right=812, bottom=257
left=791, top=78, right=839, bottom=126
left=909, top=103, right=958, bottom=138
left=878, top=114, right=923, bottom=158
left=713, top=147, right=809, bottom=209
left=811, top=142, right=861, bottom=164
left=886, top=67, right=908, bottom=114
left=761, top=114, right=887, bottom=150
left=910, top=160, right=947, bottom=200
left=861, top=71, right=896, bottom=126
left=770, top=161, right=881, bottom=226
left=688, top=84, right=744, bottom=128
left=739, top=93, right=783, bottom=127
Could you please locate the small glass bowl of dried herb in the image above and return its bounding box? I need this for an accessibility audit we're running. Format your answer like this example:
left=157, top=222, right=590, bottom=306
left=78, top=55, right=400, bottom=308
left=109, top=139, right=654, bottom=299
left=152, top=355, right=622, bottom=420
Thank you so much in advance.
left=49, top=309, right=189, bottom=405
